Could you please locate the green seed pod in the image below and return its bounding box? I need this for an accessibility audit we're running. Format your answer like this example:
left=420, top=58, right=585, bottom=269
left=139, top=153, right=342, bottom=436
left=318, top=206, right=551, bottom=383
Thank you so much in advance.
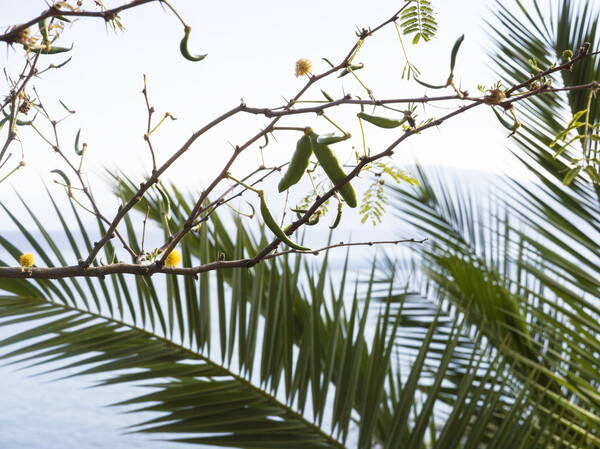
left=38, top=17, right=49, bottom=43
left=357, top=96, right=365, bottom=113
left=449, top=34, right=465, bottom=74
left=309, top=132, right=357, bottom=208
left=291, top=208, right=308, bottom=220
left=338, top=63, right=364, bottom=78
left=31, top=43, right=73, bottom=55
left=54, top=57, right=72, bottom=69
left=329, top=203, right=343, bottom=229
left=180, top=26, right=207, bottom=62
left=321, top=90, right=334, bottom=102
left=491, top=106, right=514, bottom=131
left=358, top=111, right=407, bottom=129
left=259, top=133, right=269, bottom=149
left=414, top=78, right=445, bottom=89
left=316, top=133, right=350, bottom=145
left=278, top=132, right=313, bottom=192
left=259, top=190, right=310, bottom=251
left=156, top=184, right=172, bottom=220
left=51, top=169, right=71, bottom=186
left=2, top=110, right=31, bottom=126
left=74, top=129, right=85, bottom=155
left=321, top=57, right=335, bottom=68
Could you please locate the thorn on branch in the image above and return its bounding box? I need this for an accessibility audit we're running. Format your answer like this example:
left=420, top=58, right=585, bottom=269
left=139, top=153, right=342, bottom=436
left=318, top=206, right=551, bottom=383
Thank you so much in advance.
left=580, top=42, right=591, bottom=56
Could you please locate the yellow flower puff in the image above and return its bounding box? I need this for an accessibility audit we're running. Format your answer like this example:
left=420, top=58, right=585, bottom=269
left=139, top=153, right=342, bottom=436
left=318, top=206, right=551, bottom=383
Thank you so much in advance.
left=165, top=249, right=182, bottom=268
left=19, top=253, right=34, bottom=268
left=295, top=59, right=312, bottom=78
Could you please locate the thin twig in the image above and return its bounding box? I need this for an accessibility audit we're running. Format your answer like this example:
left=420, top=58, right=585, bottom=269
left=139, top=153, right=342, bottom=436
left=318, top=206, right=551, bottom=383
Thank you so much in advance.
left=142, top=74, right=158, bottom=172
left=1, top=238, right=426, bottom=279
left=155, top=5, right=414, bottom=265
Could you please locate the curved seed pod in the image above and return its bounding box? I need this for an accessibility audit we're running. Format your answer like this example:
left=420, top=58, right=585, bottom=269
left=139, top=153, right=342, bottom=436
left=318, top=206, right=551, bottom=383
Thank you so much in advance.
left=2, top=110, right=32, bottom=126
left=259, top=190, right=310, bottom=251
left=180, top=26, right=207, bottom=62
left=59, top=99, right=74, bottom=113
left=31, top=43, right=73, bottom=54
left=51, top=169, right=71, bottom=187
left=357, top=95, right=365, bottom=112
left=156, top=184, right=171, bottom=220
left=491, top=106, right=514, bottom=131
left=309, top=132, right=357, bottom=208
left=259, top=133, right=269, bottom=149
left=54, top=56, right=72, bottom=69
left=246, top=202, right=256, bottom=219
left=316, top=133, right=351, bottom=145
left=38, top=18, right=49, bottom=43
left=56, top=15, right=71, bottom=23
left=450, top=34, right=465, bottom=74
left=0, top=117, right=8, bottom=133
left=358, top=111, right=407, bottom=129
left=291, top=208, right=308, bottom=219
left=338, top=63, right=364, bottom=78
left=321, top=57, right=335, bottom=68
left=278, top=132, right=313, bottom=192
left=414, top=77, right=445, bottom=89
left=74, top=129, right=85, bottom=155
left=329, top=203, right=343, bottom=229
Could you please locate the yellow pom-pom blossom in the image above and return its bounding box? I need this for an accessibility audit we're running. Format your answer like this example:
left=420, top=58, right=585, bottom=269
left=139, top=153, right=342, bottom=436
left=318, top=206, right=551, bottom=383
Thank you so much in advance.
left=165, top=249, right=182, bottom=268
left=295, top=58, right=312, bottom=78
left=19, top=253, right=34, bottom=268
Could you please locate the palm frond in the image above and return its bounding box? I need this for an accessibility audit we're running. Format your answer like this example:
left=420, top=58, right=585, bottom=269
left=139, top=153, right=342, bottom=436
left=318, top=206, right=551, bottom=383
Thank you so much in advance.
left=3, top=174, right=594, bottom=448
left=385, top=164, right=600, bottom=446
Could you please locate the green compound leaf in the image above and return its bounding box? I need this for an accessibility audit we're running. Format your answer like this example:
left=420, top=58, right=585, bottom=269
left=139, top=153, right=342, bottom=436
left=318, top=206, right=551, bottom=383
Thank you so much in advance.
left=399, top=0, right=438, bottom=44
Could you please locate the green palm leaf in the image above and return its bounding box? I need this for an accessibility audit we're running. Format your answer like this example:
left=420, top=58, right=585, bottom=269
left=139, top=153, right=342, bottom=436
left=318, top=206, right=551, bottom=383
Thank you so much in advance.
left=383, top=0, right=600, bottom=438
left=3, top=174, right=591, bottom=448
